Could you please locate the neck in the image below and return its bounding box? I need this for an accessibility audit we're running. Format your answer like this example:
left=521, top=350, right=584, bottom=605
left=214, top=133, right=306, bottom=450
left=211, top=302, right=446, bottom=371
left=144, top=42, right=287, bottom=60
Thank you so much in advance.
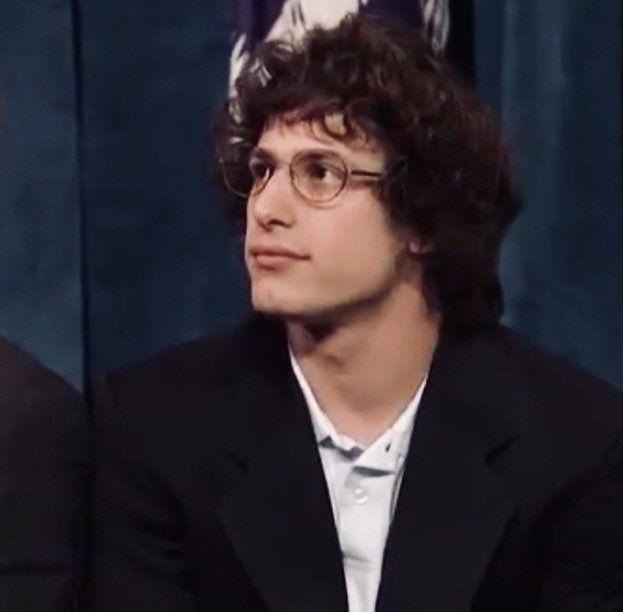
left=286, top=282, right=441, bottom=446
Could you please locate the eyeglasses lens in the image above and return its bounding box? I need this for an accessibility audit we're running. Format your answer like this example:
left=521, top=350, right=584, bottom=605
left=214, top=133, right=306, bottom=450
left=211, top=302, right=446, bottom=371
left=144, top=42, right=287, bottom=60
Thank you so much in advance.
left=292, top=152, right=346, bottom=202
left=221, top=150, right=348, bottom=204
left=222, top=162, right=254, bottom=198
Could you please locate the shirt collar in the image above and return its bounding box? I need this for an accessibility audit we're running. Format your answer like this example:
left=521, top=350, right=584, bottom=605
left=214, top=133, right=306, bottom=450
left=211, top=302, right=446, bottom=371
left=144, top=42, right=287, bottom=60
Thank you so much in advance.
left=288, top=346, right=428, bottom=473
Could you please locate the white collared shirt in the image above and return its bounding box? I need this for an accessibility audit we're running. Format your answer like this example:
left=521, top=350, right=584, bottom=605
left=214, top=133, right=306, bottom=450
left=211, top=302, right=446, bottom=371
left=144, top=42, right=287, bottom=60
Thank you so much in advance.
left=289, top=349, right=428, bottom=612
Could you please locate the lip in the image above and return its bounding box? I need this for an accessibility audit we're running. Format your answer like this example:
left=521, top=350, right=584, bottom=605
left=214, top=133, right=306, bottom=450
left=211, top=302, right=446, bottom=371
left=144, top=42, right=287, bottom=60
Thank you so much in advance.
left=253, top=254, right=297, bottom=270
left=248, top=244, right=309, bottom=270
left=249, top=245, right=308, bottom=259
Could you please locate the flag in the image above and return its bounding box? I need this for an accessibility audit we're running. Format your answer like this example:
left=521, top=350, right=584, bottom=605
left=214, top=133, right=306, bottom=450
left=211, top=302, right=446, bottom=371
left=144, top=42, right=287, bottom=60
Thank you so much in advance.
left=230, top=0, right=449, bottom=94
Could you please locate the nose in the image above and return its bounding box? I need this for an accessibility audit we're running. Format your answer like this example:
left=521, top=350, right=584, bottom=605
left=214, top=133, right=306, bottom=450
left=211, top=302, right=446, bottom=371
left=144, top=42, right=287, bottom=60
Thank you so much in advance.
left=248, top=165, right=296, bottom=230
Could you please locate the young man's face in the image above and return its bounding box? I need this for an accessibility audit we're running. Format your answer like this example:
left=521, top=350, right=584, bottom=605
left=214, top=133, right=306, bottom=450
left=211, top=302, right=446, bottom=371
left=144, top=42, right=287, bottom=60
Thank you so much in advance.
left=244, top=116, right=411, bottom=324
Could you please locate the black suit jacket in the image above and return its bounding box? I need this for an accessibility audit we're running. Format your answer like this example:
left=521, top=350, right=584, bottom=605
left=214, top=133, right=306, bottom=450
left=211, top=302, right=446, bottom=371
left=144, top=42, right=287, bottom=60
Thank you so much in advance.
left=0, top=336, right=87, bottom=611
left=86, top=315, right=623, bottom=611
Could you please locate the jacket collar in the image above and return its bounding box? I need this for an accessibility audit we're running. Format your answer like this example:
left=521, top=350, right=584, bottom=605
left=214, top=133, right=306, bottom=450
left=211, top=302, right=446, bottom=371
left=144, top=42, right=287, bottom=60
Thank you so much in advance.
left=215, top=315, right=529, bottom=611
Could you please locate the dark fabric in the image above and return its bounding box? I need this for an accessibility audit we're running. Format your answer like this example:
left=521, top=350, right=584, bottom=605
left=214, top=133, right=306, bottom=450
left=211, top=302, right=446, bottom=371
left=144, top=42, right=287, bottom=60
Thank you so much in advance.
left=78, top=0, right=248, bottom=384
left=0, top=2, right=84, bottom=389
left=474, top=0, right=623, bottom=391
left=1, top=0, right=621, bottom=396
left=0, top=336, right=88, bottom=611
left=84, top=315, right=623, bottom=611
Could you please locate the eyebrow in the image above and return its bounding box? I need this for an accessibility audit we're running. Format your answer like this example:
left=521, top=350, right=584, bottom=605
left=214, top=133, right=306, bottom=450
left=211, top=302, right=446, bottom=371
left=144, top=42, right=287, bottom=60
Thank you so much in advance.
left=250, top=146, right=337, bottom=158
left=250, top=145, right=356, bottom=164
left=249, top=146, right=273, bottom=159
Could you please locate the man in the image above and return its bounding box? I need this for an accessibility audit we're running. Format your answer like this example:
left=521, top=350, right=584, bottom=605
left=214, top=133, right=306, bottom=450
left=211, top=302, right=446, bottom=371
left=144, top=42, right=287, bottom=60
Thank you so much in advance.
left=0, top=337, right=87, bottom=611
left=86, top=14, right=623, bottom=611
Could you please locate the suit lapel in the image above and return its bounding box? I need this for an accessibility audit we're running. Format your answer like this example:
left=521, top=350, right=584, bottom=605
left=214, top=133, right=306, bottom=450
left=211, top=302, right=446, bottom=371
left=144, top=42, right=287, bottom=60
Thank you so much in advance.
left=376, top=327, right=526, bottom=612
left=214, top=317, right=529, bottom=612
left=215, top=318, right=348, bottom=612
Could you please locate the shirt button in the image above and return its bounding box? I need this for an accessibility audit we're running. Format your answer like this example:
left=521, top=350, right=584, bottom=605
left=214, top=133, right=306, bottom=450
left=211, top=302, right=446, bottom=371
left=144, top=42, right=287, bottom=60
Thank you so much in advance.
left=353, top=487, right=369, bottom=504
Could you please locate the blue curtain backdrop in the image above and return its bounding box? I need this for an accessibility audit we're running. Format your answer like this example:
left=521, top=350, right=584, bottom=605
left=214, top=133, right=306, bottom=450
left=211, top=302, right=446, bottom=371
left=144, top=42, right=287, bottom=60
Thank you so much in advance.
left=0, top=0, right=621, bottom=395
left=76, top=1, right=247, bottom=391
left=475, top=0, right=623, bottom=388
left=0, top=2, right=84, bottom=388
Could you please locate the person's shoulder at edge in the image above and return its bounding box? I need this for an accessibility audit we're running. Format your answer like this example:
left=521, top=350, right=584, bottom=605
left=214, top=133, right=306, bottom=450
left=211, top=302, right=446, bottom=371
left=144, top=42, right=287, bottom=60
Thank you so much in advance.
left=493, top=323, right=623, bottom=418
left=92, top=313, right=285, bottom=440
left=0, top=333, right=86, bottom=458
left=103, top=313, right=281, bottom=388
left=480, top=323, right=623, bottom=474
left=0, top=334, right=88, bottom=611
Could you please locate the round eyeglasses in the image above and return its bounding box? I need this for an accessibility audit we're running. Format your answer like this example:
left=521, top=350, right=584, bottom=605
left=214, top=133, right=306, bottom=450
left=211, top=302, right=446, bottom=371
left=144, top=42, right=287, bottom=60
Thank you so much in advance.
left=219, top=148, right=386, bottom=206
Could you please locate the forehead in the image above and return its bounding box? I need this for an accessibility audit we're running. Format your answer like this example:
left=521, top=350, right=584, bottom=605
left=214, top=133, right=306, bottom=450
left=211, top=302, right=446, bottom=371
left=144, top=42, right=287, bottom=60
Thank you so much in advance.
left=256, top=115, right=387, bottom=165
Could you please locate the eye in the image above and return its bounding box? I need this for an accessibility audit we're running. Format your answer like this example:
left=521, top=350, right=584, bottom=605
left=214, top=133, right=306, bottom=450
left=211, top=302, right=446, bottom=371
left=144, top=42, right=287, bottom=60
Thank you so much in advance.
left=248, top=157, right=273, bottom=183
left=299, top=156, right=344, bottom=184
left=307, top=162, right=330, bottom=180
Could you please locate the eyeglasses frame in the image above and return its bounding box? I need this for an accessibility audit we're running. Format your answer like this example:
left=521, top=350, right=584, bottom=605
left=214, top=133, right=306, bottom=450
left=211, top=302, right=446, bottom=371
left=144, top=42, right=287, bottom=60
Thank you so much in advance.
left=219, top=147, right=388, bottom=207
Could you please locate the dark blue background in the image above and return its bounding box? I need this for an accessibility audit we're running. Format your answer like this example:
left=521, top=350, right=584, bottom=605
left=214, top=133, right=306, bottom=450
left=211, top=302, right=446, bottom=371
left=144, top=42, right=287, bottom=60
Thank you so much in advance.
left=0, top=0, right=621, bottom=395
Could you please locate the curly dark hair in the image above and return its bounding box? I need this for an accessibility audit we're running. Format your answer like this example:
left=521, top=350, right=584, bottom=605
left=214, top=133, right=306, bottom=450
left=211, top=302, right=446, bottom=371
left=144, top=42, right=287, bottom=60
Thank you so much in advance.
left=216, top=13, right=520, bottom=332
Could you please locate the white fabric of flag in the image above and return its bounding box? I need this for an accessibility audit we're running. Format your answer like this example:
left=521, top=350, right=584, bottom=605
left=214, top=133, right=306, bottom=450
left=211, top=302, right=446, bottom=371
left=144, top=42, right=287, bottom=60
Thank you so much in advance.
left=230, top=0, right=450, bottom=95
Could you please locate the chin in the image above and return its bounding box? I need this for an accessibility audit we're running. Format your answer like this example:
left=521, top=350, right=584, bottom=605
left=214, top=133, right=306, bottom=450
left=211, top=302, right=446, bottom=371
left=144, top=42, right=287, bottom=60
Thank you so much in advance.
left=252, top=299, right=307, bottom=320
left=251, top=291, right=324, bottom=321
left=253, top=299, right=350, bottom=330
left=249, top=280, right=376, bottom=324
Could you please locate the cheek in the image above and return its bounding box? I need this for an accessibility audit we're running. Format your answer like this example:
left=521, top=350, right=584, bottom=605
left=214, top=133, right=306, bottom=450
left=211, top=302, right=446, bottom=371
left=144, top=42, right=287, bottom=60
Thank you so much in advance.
left=311, top=205, right=400, bottom=282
